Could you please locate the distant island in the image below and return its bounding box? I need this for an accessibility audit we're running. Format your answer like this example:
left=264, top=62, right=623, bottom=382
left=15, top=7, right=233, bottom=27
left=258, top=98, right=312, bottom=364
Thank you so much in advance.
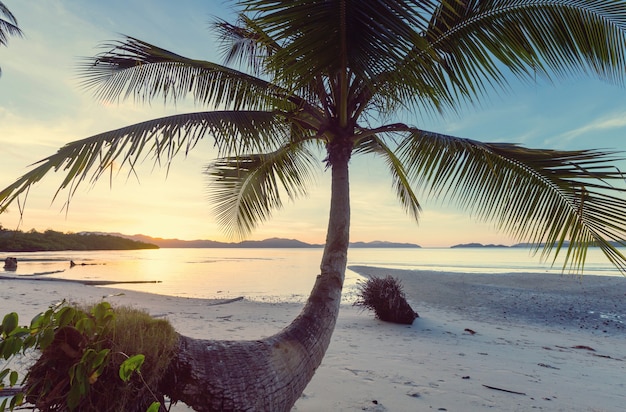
left=0, top=228, right=158, bottom=252
left=112, top=234, right=422, bottom=249
left=451, top=242, right=553, bottom=249
left=13, top=228, right=620, bottom=251
left=450, top=242, right=510, bottom=248
left=451, top=241, right=624, bottom=248
left=0, top=227, right=424, bottom=251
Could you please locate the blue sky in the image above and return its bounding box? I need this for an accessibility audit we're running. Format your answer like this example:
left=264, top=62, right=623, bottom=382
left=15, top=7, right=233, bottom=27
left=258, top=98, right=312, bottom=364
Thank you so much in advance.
left=1, top=1, right=626, bottom=247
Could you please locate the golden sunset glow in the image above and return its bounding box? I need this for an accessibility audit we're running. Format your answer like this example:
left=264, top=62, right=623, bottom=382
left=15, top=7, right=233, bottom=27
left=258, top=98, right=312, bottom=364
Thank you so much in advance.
left=2, top=1, right=626, bottom=247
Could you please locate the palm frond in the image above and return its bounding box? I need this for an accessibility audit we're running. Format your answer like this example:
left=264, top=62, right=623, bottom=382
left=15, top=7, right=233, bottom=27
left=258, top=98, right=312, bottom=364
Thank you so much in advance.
left=215, top=14, right=281, bottom=75
left=0, top=111, right=289, bottom=214
left=205, top=142, right=319, bottom=238
left=241, top=0, right=439, bottom=86
left=0, top=2, right=22, bottom=47
left=398, top=128, right=626, bottom=273
left=354, top=133, right=421, bottom=222
left=348, top=56, right=453, bottom=118
left=214, top=12, right=328, bottom=107
left=78, top=36, right=289, bottom=111
left=422, top=0, right=626, bottom=105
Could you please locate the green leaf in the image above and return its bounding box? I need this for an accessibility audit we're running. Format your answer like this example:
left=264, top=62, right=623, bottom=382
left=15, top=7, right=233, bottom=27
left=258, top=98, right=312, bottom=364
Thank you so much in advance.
left=80, top=348, right=96, bottom=363
left=29, top=309, right=54, bottom=337
left=22, top=335, right=36, bottom=350
left=39, top=327, right=55, bottom=350
left=0, top=368, right=9, bottom=383
left=8, top=326, right=29, bottom=338
left=9, top=392, right=23, bottom=410
left=75, top=317, right=96, bottom=336
left=92, top=348, right=110, bottom=370
left=8, top=371, right=17, bottom=387
left=119, top=354, right=145, bottom=382
left=147, top=401, right=162, bottom=412
left=1, top=313, right=18, bottom=336
left=56, top=306, right=77, bottom=327
left=29, top=312, right=45, bottom=330
left=69, top=362, right=85, bottom=385
left=92, top=302, right=114, bottom=324
left=66, top=380, right=83, bottom=411
left=1, top=337, right=22, bottom=360
left=68, top=363, right=76, bottom=384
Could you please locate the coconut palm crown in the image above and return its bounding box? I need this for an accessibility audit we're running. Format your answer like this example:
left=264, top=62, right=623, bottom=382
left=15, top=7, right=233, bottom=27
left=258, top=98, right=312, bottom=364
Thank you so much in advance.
left=2, top=0, right=626, bottom=272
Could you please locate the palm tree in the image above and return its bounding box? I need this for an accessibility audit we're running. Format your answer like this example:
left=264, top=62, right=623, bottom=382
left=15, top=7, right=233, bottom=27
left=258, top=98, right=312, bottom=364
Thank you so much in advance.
left=0, top=1, right=22, bottom=75
left=3, top=1, right=626, bottom=410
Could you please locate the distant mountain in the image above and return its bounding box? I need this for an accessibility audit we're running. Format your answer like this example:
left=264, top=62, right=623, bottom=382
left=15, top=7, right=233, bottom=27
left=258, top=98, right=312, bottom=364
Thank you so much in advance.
left=511, top=241, right=626, bottom=248
left=239, top=237, right=318, bottom=248
left=453, top=241, right=625, bottom=249
left=451, top=242, right=509, bottom=248
left=121, top=234, right=244, bottom=249
left=350, top=240, right=420, bottom=248
left=119, top=235, right=320, bottom=248
left=103, top=233, right=421, bottom=249
left=510, top=242, right=540, bottom=248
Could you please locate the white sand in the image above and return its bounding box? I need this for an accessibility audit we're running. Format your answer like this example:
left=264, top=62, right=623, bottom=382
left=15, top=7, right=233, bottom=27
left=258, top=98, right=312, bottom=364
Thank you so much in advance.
left=1, top=267, right=625, bottom=411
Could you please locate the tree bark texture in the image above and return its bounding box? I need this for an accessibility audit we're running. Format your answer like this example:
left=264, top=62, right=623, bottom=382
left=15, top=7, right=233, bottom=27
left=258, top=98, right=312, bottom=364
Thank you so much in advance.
left=162, top=152, right=351, bottom=411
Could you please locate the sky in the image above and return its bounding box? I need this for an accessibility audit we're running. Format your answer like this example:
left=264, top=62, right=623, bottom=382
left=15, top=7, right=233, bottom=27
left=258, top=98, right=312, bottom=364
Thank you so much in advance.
left=1, top=1, right=626, bottom=247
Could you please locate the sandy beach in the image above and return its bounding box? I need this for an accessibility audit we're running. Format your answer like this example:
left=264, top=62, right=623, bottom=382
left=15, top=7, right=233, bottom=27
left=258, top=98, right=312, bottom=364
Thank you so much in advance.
left=1, top=266, right=625, bottom=411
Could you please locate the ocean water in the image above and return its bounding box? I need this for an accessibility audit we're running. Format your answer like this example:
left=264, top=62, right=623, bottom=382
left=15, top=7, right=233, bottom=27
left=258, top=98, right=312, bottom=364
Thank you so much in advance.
left=1, top=247, right=622, bottom=303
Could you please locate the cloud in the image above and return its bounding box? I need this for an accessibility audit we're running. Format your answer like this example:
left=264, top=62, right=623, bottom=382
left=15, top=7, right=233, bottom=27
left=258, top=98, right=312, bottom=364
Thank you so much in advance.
left=556, top=111, right=626, bottom=144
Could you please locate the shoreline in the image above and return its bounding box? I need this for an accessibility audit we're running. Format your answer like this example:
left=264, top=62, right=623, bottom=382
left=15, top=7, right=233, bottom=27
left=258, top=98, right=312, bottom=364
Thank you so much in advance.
left=2, top=267, right=625, bottom=411
left=0, top=274, right=162, bottom=286
left=350, top=265, right=626, bottom=336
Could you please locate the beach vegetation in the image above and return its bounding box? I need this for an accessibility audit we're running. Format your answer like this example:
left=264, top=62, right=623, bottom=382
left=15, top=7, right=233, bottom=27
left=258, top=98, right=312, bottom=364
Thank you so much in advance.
left=0, top=301, right=177, bottom=412
left=3, top=1, right=626, bottom=410
left=0, top=227, right=158, bottom=252
left=355, top=276, right=419, bottom=325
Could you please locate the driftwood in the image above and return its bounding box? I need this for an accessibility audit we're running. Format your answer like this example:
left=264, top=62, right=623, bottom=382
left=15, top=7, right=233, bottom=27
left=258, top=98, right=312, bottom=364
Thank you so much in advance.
left=206, top=296, right=244, bottom=306
left=17, top=270, right=66, bottom=276
left=482, top=384, right=526, bottom=395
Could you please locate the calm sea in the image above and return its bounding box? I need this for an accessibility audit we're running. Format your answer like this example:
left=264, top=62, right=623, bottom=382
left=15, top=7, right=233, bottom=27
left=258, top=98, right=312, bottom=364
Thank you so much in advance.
left=1, top=247, right=622, bottom=303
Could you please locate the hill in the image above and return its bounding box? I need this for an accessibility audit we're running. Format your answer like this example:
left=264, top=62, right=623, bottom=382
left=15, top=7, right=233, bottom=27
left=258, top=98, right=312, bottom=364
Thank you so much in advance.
left=349, top=240, right=420, bottom=248
left=114, top=233, right=421, bottom=249
left=0, top=228, right=158, bottom=252
left=450, top=243, right=510, bottom=248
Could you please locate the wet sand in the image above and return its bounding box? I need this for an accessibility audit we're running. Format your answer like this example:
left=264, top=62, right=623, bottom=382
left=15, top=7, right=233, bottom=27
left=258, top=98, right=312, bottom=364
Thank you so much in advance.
left=2, top=267, right=625, bottom=411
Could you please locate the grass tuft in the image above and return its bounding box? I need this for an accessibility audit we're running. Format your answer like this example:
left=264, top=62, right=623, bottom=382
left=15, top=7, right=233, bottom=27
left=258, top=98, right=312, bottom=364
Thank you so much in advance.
left=354, top=275, right=419, bottom=325
left=25, top=304, right=178, bottom=412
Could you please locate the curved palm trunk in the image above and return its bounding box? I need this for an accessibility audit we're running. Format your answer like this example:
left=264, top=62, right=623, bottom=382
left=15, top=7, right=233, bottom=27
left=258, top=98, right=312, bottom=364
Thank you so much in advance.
left=162, top=154, right=350, bottom=411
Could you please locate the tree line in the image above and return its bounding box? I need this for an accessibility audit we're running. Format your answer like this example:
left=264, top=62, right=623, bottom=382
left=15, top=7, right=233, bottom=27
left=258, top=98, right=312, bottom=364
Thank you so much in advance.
left=0, top=227, right=158, bottom=252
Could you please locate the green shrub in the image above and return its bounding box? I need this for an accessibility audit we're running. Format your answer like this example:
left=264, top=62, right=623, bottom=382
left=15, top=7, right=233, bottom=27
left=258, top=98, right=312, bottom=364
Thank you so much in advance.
left=1, top=301, right=177, bottom=412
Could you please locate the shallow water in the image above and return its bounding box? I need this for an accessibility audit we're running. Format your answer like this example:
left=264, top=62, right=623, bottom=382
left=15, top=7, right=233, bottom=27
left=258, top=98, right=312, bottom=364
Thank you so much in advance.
left=1, top=247, right=621, bottom=303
